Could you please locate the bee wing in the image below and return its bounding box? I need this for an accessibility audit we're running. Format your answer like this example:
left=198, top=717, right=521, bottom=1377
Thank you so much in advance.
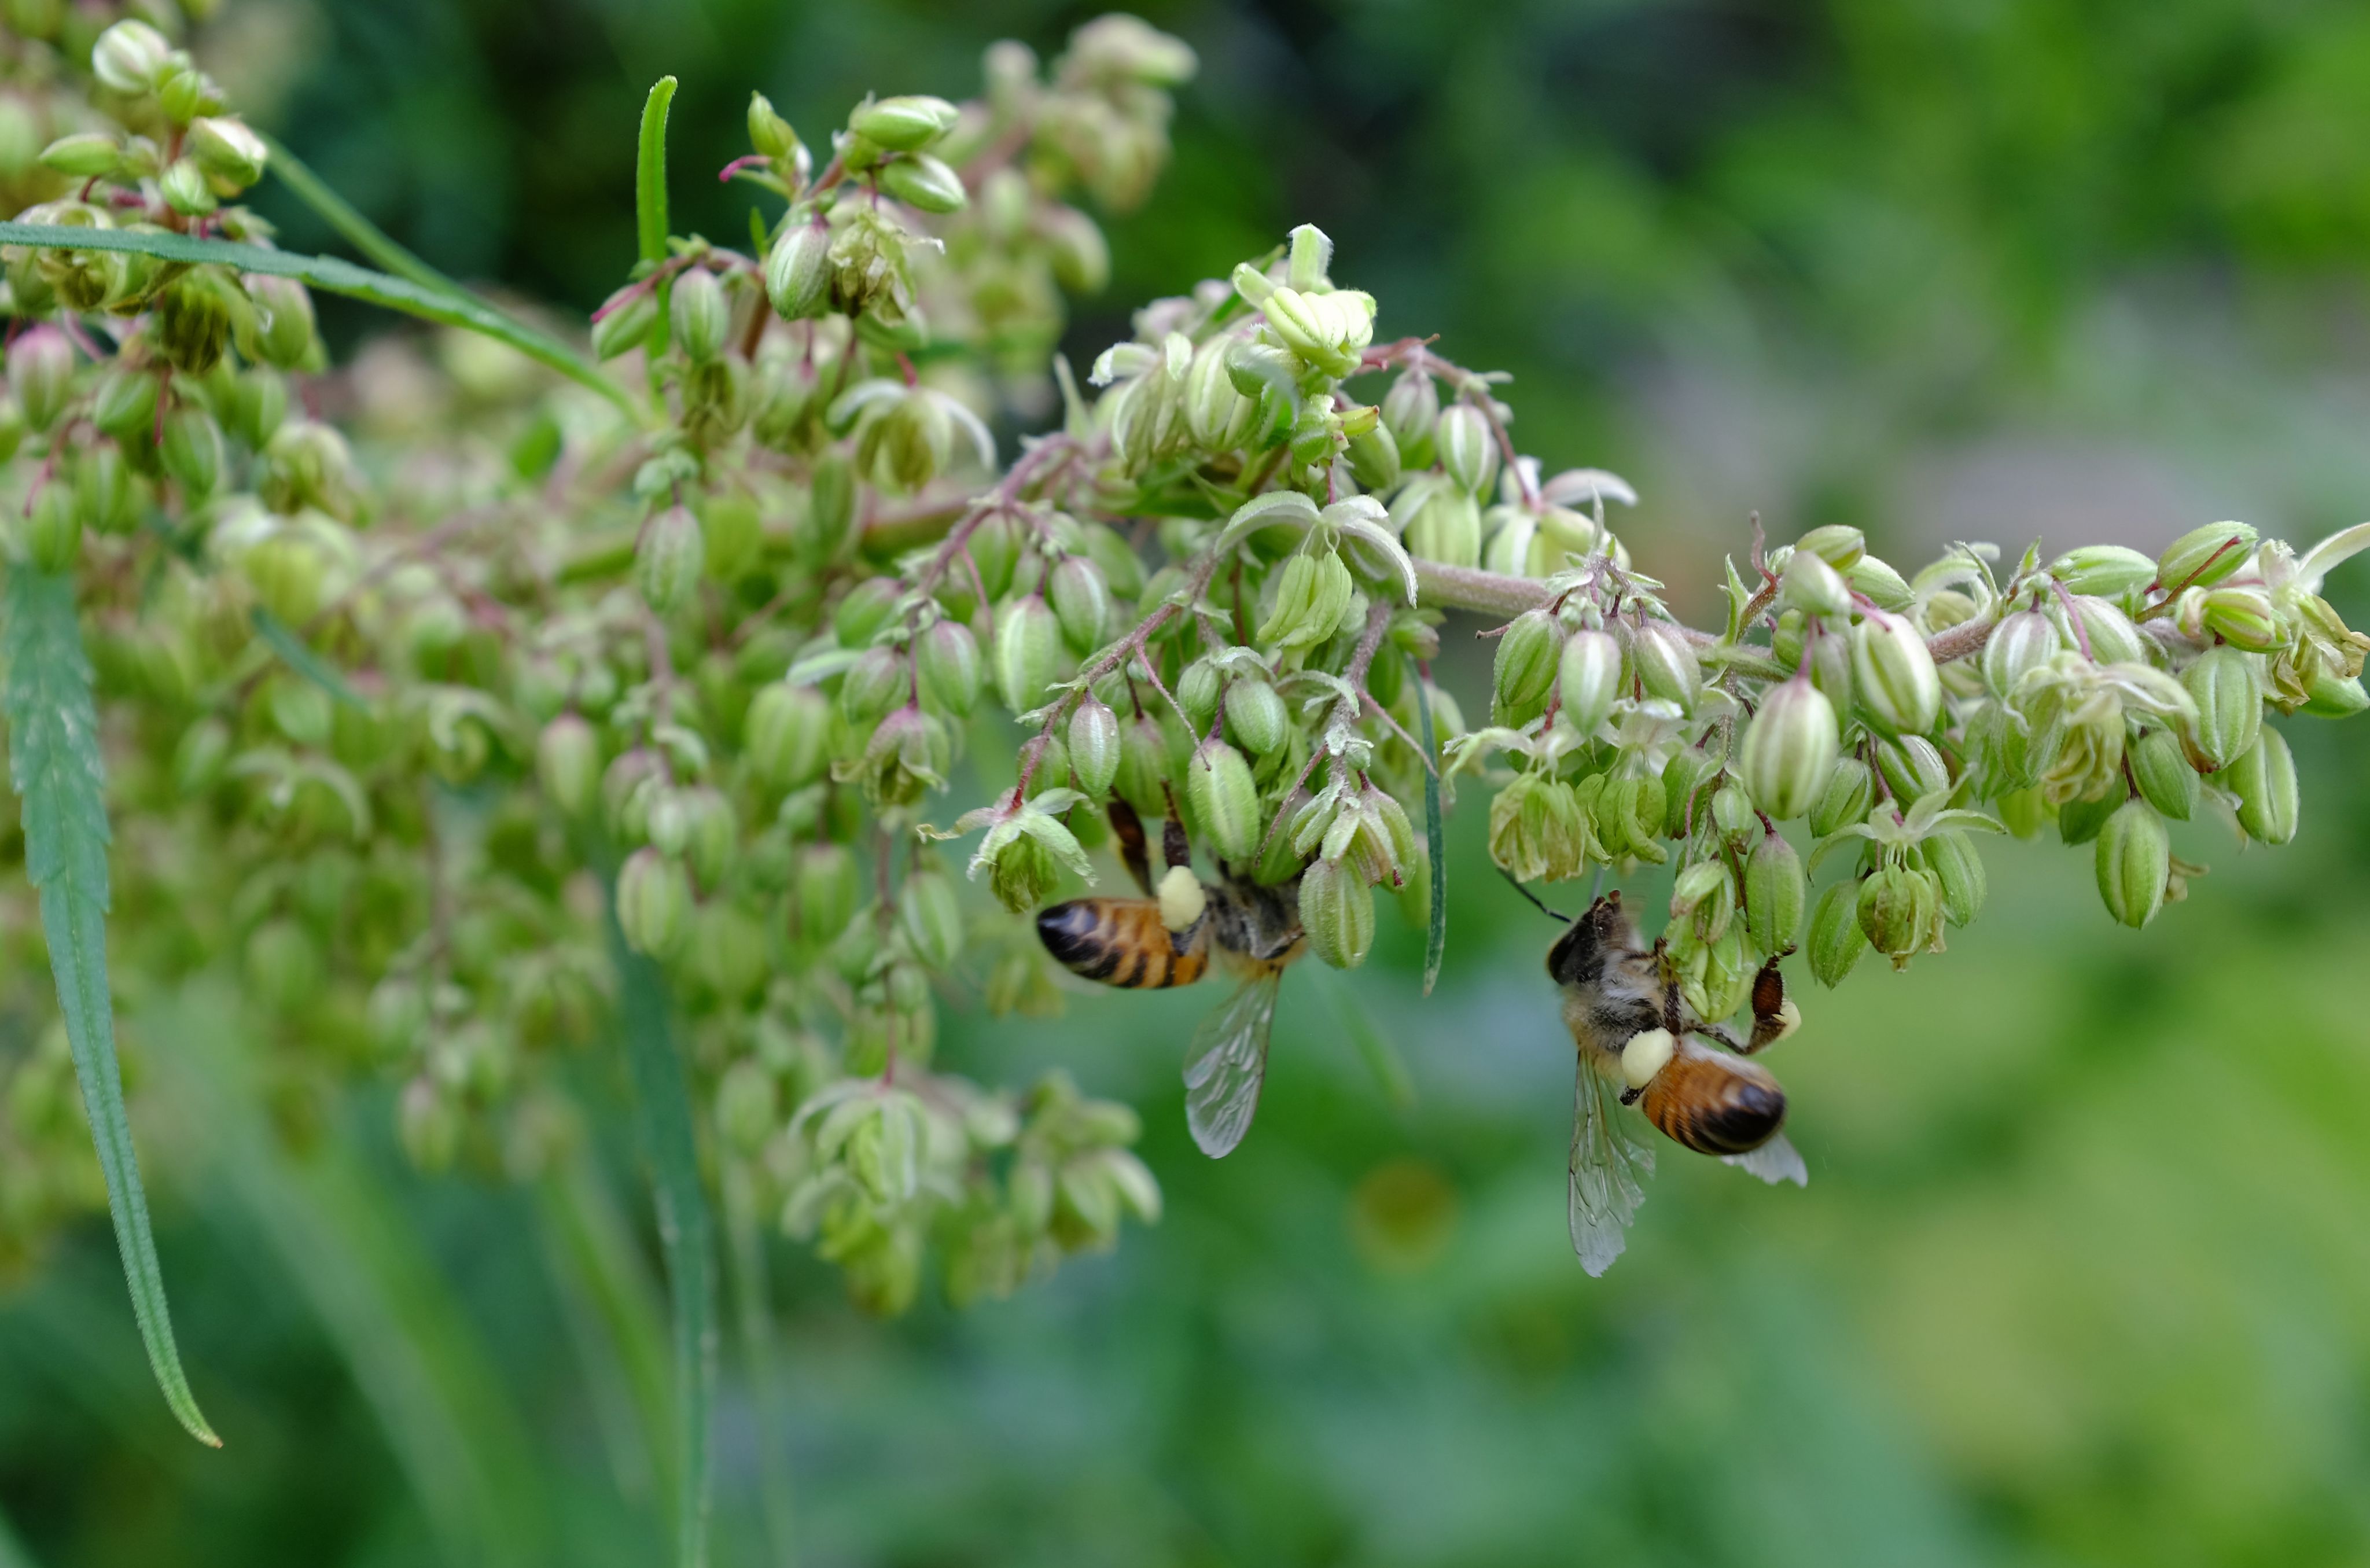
left=1569, top=1057, right=1655, bottom=1276
left=1182, top=966, right=1284, bottom=1158
left=1720, top=1133, right=1808, bottom=1187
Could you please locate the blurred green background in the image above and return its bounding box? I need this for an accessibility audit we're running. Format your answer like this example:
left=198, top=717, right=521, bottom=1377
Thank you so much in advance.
left=10, top=0, right=2370, bottom=1563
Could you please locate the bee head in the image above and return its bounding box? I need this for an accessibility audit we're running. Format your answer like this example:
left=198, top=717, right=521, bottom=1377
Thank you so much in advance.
left=1546, top=892, right=1636, bottom=988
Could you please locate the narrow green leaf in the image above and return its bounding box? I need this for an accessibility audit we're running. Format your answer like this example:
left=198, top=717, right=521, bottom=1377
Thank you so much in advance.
left=637, top=77, right=680, bottom=267
left=536, top=1152, right=674, bottom=1508
left=1414, top=667, right=1447, bottom=996
left=723, top=1161, right=797, bottom=1567
left=256, top=131, right=464, bottom=300
left=249, top=606, right=365, bottom=708
left=0, top=220, right=634, bottom=417
left=605, top=881, right=716, bottom=1568
left=1, top=569, right=218, bottom=1448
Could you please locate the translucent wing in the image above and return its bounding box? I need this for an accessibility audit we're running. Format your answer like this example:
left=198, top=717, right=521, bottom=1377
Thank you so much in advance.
left=1569, top=1055, right=1655, bottom=1276
left=1721, top=1133, right=1808, bottom=1187
left=1182, top=966, right=1285, bottom=1158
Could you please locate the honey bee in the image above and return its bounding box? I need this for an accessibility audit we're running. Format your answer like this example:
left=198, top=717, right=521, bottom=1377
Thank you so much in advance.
left=1036, top=799, right=1306, bottom=1157
left=1538, top=887, right=1806, bottom=1275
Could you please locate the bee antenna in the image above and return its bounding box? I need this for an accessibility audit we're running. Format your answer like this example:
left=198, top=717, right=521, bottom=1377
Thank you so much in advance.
left=1499, top=867, right=1572, bottom=923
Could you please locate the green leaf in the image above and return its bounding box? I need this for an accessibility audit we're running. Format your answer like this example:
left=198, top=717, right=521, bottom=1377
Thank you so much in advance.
left=1414, top=669, right=1447, bottom=996
left=0, top=220, right=633, bottom=417
left=537, top=1153, right=674, bottom=1509
left=723, top=1161, right=797, bottom=1566
left=257, top=130, right=465, bottom=301
left=638, top=77, right=679, bottom=268
left=1, top=569, right=218, bottom=1448
left=249, top=606, right=365, bottom=708
left=605, top=877, right=716, bottom=1568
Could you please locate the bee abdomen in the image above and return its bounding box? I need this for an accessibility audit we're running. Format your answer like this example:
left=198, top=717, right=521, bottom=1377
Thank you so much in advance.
left=1643, top=1051, right=1786, bottom=1155
left=1036, top=899, right=1208, bottom=989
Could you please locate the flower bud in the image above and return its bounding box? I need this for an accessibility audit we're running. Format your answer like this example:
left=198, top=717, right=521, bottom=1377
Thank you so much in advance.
left=1852, top=613, right=1943, bottom=735
left=1186, top=741, right=1261, bottom=862
left=2156, top=521, right=2257, bottom=591
left=25, top=481, right=80, bottom=573
left=39, top=132, right=121, bottom=179
left=1048, top=555, right=1112, bottom=652
left=850, top=94, right=959, bottom=151
left=93, top=366, right=161, bottom=446
left=2049, top=545, right=2158, bottom=598
left=1175, top=659, right=1222, bottom=731
left=2304, top=669, right=2369, bottom=718
left=92, top=20, right=170, bottom=93
left=9, top=326, right=73, bottom=433
left=1183, top=341, right=1255, bottom=449
left=1299, top=855, right=1376, bottom=970
left=2070, top=596, right=2148, bottom=665
left=1794, top=525, right=1865, bottom=570
left=1743, top=831, right=1806, bottom=957
left=1857, top=863, right=1936, bottom=965
left=1344, top=417, right=1400, bottom=492
left=1779, top=548, right=1850, bottom=619
left=1397, top=480, right=1481, bottom=569
left=2227, top=727, right=2298, bottom=846
left=680, top=786, right=737, bottom=891
left=1921, top=830, right=1986, bottom=926
left=986, top=829, right=1060, bottom=914
left=1848, top=555, right=1913, bottom=612
left=669, top=268, right=730, bottom=363
left=1807, top=878, right=1868, bottom=988
left=792, top=843, right=862, bottom=948
left=744, top=683, right=830, bottom=791
left=617, top=848, right=693, bottom=959
left=188, top=116, right=267, bottom=186
left=161, top=157, right=216, bottom=217
left=160, top=406, right=225, bottom=499
left=767, top=221, right=833, bottom=320
left=1224, top=678, right=1289, bottom=756
left=912, top=620, right=982, bottom=717
left=992, top=595, right=1059, bottom=715
left=1711, top=783, right=1757, bottom=839
left=636, top=505, right=705, bottom=612
left=1069, top=697, right=1122, bottom=796
left=1492, top=609, right=1563, bottom=725
left=1116, top=715, right=1171, bottom=816
left=747, top=91, right=799, bottom=161
left=1382, top=369, right=1440, bottom=465
left=1809, top=757, right=1876, bottom=838
left=838, top=646, right=907, bottom=727
left=2183, top=645, right=2261, bottom=771
left=537, top=713, right=601, bottom=816
left=1434, top=403, right=1497, bottom=496
left=1738, top=678, right=1839, bottom=821
left=1630, top=620, right=1701, bottom=713
left=592, top=286, right=660, bottom=359
left=880, top=152, right=966, bottom=213
left=2095, top=800, right=2169, bottom=928
left=2128, top=727, right=2197, bottom=821
left=2200, top=586, right=2281, bottom=653
left=1556, top=629, right=1622, bottom=738
left=1981, top=609, right=2059, bottom=696
left=1875, top=734, right=1950, bottom=807
left=899, top=867, right=965, bottom=970
left=1671, top=861, right=1735, bottom=944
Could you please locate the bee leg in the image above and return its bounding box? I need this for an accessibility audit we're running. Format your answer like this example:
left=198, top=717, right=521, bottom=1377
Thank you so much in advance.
left=1157, top=784, right=1192, bottom=873
left=1107, top=799, right=1153, bottom=896
left=1739, top=957, right=1793, bottom=1053
left=1618, top=1085, right=1643, bottom=1106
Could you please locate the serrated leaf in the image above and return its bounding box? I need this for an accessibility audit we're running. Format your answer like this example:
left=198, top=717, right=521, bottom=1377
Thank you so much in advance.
left=0, top=220, right=631, bottom=416
left=1414, top=672, right=1447, bottom=996
left=1, top=569, right=218, bottom=1447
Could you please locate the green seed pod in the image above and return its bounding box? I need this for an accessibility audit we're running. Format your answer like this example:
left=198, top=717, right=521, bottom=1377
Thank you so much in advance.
left=850, top=94, right=959, bottom=151
left=690, top=490, right=757, bottom=584
left=160, top=405, right=225, bottom=499
left=1382, top=367, right=1440, bottom=465
left=8, top=326, right=73, bottom=433
left=1672, top=861, right=1735, bottom=944
left=899, top=867, right=965, bottom=970
left=1847, top=555, right=1914, bottom=613
left=25, top=481, right=80, bottom=573
left=2303, top=669, right=2369, bottom=718
left=93, top=366, right=161, bottom=445
left=1116, top=715, right=1171, bottom=817
left=1920, top=829, right=1986, bottom=926
left=1779, top=548, right=1850, bottom=619
left=592, top=288, right=660, bottom=358
left=1187, top=741, right=1261, bottom=862
left=2095, top=799, right=2170, bottom=929
left=766, top=220, right=833, bottom=320
left=1069, top=696, right=1122, bottom=796
left=745, top=682, right=831, bottom=790
left=636, top=505, right=705, bottom=613
left=1399, top=481, right=1481, bottom=568
left=537, top=713, right=601, bottom=817
left=1809, top=757, right=1876, bottom=838
left=2200, top=586, right=2281, bottom=653
left=987, top=830, right=1061, bottom=914
left=2056, top=790, right=2119, bottom=846
left=680, top=786, right=737, bottom=891
left=1982, top=609, right=2061, bottom=697
left=1711, top=782, right=1757, bottom=840
left=1492, top=609, right=1563, bottom=725
left=1344, top=417, right=1400, bottom=492
left=1225, top=678, right=1288, bottom=756
left=1183, top=341, right=1256, bottom=449
left=1857, top=863, right=1936, bottom=963
left=916, top=620, right=983, bottom=717
left=2183, top=645, right=2261, bottom=771
left=2049, top=545, right=2158, bottom=598
left=1794, top=524, right=1865, bottom=570
left=188, top=116, right=267, bottom=187
left=242, top=274, right=316, bottom=370
left=1875, top=734, right=1950, bottom=807
left=1299, top=855, right=1376, bottom=970
left=73, top=441, right=137, bottom=536
left=1631, top=620, right=1700, bottom=713
left=835, top=577, right=900, bottom=647
left=1743, top=830, right=1806, bottom=957
left=1435, top=404, right=1497, bottom=496
left=1807, top=878, right=1868, bottom=988
left=2128, top=727, right=2198, bottom=821
left=1048, top=555, right=1112, bottom=652
left=794, top=842, right=862, bottom=946
left=2227, top=727, right=2298, bottom=846
left=1661, top=747, right=1716, bottom=837
left=93, top=20, right=170, bottom=91
left=1177, top=659, right=1221, bottom=730
left=40, top=131, right=121, bottom=178
left=838, top=646, right=907, bottom=727
left=1739, top=678, right=1839, bottom=821
left=669, top=268, right=731, bottom=362
left=617, top=848, right=693, bottom=959
left=2070, top=596, right=2148, bottom=666
left=1558, top=629, right=1622, bottom=737
left=879, top=152, right=966, bottom=214
left=993, top=595, right=1059, bottom=715
left=2156, top=521, right=2257, bottom=591
left=1852, top=613, right=1942, bottom=735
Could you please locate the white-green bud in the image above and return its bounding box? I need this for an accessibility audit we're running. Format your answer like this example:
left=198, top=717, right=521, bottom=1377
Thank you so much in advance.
left=39, top=133, right=121, bottom=179
left=899, top=867, right=965, bottom=970
left=1492, top=609, right=1563, bottom=725
left=9, top=326, right=74, bottom=433
left=1809, top=757, right=1876, bottom=838
left=636, top=505, right=705, bottom=612
left=1397, top=480, right=1480, bottom=569
left=669, top=268, right=730, bottom=362
left=1852, top=613, right=1942, bottom=735
left=25, top=481, right=80, bottom=573
left=2182, top=645, right=2261, bottom=771
left=850, top=95, right=960, bottom=152
left=1857, top=863, right=1937, bottom=965
left=1794, top=524, right=1865, bottom=570
left=1177, top=659, right=1221, bottom=729
left=1434, top=403, right=1497, bottom=496
left=1557, top=629, right=1622, bottom=738
left=2128, top=727, right=2197, bottom=821
left=2095, top=800, right=2169, bottom=928
left=993, top=594, right=1059, bottom=715
left=1224, top=678, right=1289, bottom=756
left=745, top=683, right=831, bottom=790
left=1807, top=878, right=1868, bottom=988
left=617, top=848, right=693, bottom=959
left=160, top=158, right=216, bottom=217
left=748, top=91, right=798, bottom=161
left=2227, top=727, right=2298, bottom=846
left=766, top=222, right=833, bottom=320
left=1921, top=830, right=1986, bottom=926
left=2156, top=521, right=2257, bottom=591
left=1671, top=861, right=1735, bottom=944
left=160, top=406, right=224, bottom=499
left=187, top=116, right=267, bottom=186
left=916, top=620, right=983, bottom=717
left=2049, top=545, right=2158, bottom=598
left=1630, top=620, right=1701, bottom=713
left=1847, top=555, right=1914, bottom=612
left=1186, top=740, right=1261, bottom=862
left=92, top=20, right=170, bottom=93
left=537, top=713, right=601, bottom=816
left=1982, top=608, right=2060, bottom=696
left=1779, top=548, right=1850, bottom=619
left=1738, top=677, right=1839, bottom=821
left=2200, top=586, right=2281, bottom=653
left=244, top=274, right=317, bottom=370
left=1048, top=555, right=1112, bottom=652
left=1300, top=855, right=1376, bottom=970
left=1381, top=368, right=1440, bottom=465
left=93, top=366, right=161, bottom=444
left=880, top=152, right=966, bottom=213
left=1875, top=734, right=1950, bottom=805
left=1069, top=697, right=1122, bottom=796
left=1743, top=831, right=1806, bottom=957
left=838, top=646, right=907, bottom=727
left=1344, top=417, right=1400, bottom=492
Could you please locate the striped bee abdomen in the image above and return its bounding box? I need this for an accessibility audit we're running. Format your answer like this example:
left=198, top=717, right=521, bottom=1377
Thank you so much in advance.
left=1642, top=1046, right=1786, bottom=1156
left=1036, top=898, right=1209, bottom=989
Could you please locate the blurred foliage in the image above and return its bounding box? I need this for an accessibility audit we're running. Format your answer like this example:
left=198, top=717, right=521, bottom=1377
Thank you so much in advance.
left=5, top=0, right=2370, bottom=1564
